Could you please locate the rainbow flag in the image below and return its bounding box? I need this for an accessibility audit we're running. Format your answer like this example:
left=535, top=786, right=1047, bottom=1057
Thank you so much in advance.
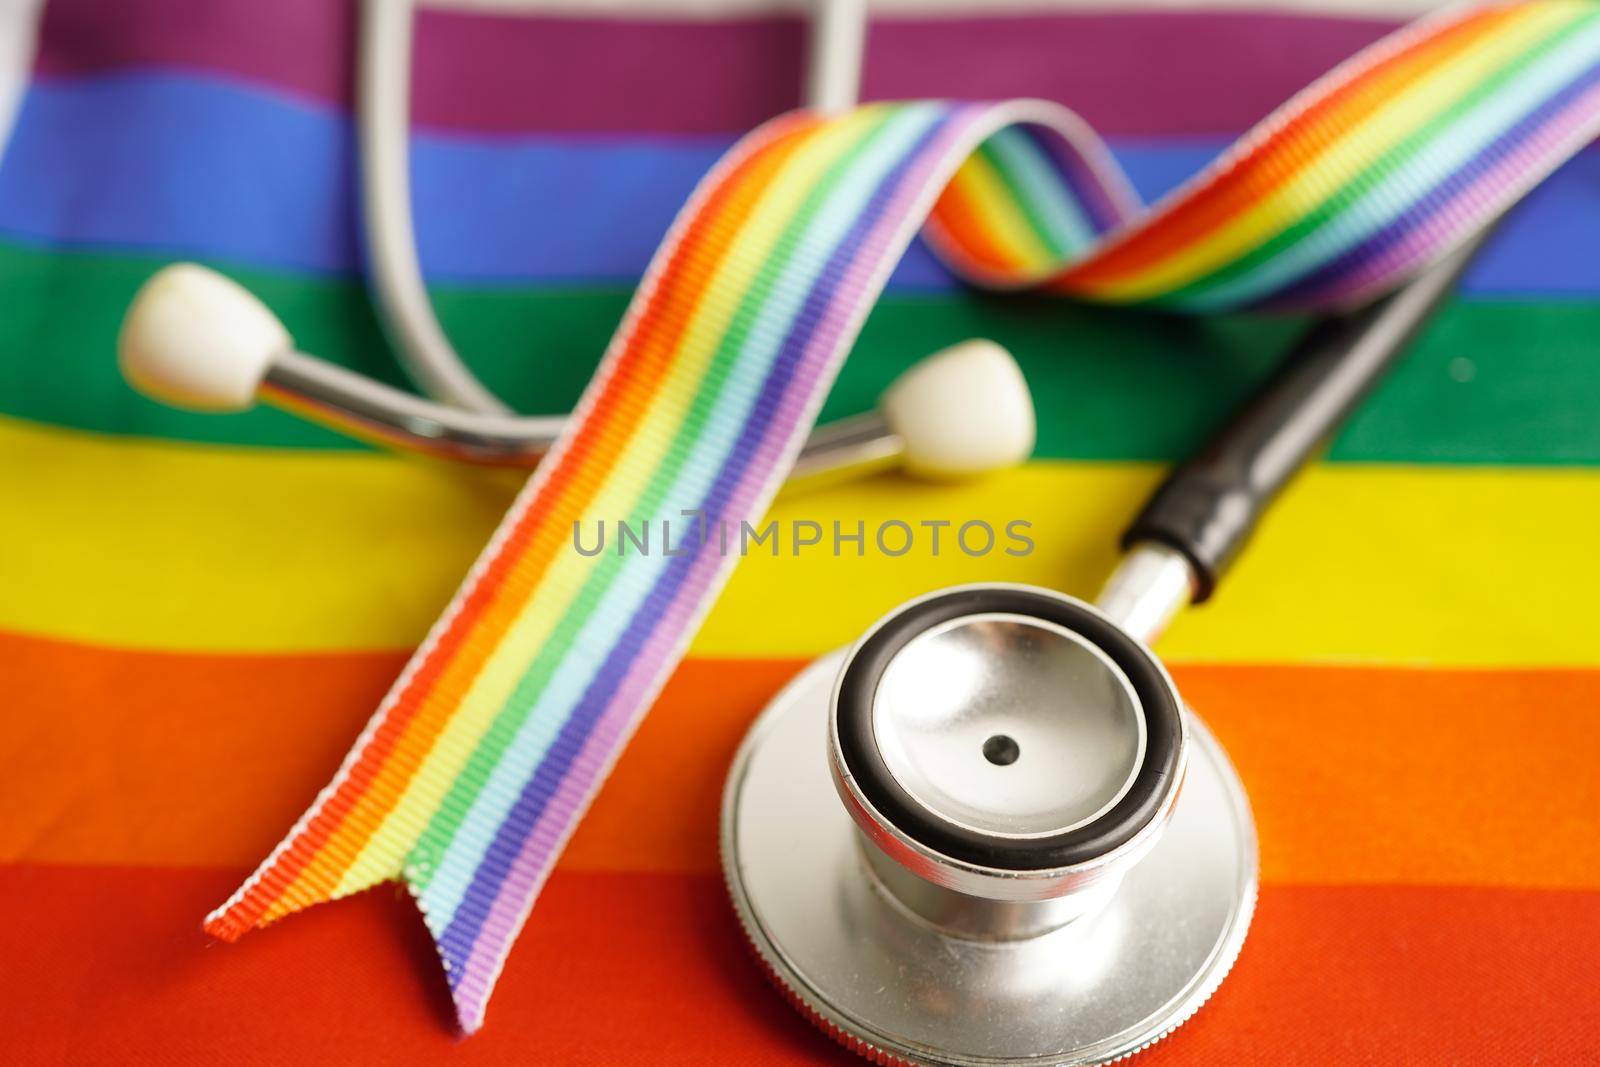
left=1, top=0, right=1597, bottom=1061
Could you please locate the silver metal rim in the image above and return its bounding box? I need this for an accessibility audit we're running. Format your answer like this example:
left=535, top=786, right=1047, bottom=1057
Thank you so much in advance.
left=722, top=651, right=1258, bottom=1067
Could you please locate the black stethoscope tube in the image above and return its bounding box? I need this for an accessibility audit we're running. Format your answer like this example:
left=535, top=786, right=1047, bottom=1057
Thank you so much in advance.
left=1122, top=228, right=1493, bottom=603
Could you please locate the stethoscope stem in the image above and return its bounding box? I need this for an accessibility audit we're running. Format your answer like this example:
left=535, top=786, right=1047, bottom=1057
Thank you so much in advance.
left=1094, top=542, right=1195, bottom=645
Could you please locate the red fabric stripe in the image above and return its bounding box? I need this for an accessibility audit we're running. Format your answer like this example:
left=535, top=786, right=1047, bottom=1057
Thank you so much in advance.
left=4, top=864, right=1597, bottom=1063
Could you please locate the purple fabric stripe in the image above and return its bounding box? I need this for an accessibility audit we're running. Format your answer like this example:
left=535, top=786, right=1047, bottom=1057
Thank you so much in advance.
left=445, top=106, right=987, bottom=1025
left=436, top=108, right=957, bottom=1016
left=33, top=0, right=1401, bottom=135
left=1020, top=123, right=1134, bottom=235
left=1264, top=58, right=1600, bottom=308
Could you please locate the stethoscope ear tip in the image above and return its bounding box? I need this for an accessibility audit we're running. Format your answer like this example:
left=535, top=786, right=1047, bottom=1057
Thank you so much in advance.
left=881, top=338, right=1036, bottom=480
left=118, top=263, right=290, bottom=413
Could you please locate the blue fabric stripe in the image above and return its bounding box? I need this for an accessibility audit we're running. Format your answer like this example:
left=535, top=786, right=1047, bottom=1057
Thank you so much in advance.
left=0, top=71, right=1595, bottom=296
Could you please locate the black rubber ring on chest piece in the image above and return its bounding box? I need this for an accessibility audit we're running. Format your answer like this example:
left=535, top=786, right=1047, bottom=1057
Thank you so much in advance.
left=834, top=587, right=1183, bottom=872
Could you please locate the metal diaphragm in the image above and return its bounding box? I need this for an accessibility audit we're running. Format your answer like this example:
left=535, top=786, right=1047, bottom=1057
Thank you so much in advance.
left=721, top=586, right=1257, bottom=1066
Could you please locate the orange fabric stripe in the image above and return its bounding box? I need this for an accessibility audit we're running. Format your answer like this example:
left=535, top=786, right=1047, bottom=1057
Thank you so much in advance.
left=1051, top=4, right=1517, bottom=288
left=929, top=167, right=1033, bottom=274
left=4, top=631, right=1596, bottom=889
left=3, top=864, right=1597, bottom=1063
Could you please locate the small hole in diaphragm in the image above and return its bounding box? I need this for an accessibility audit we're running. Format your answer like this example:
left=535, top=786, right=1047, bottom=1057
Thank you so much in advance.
left=982, top=734, right=1020, bottom=767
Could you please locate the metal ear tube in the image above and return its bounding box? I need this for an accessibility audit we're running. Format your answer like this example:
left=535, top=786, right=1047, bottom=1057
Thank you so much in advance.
left=114, top=0, right=1037, bottom=489
left=115, top=264, right=1035, bottom=483
left=722, top=232, right=1489, bottom=1066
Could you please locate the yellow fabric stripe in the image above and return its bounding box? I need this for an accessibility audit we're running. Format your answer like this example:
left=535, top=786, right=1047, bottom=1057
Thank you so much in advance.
left=1087, top=2, right=1575, bottom=300
left=2, top=417, right=1594, bottom=666
left=334, top=111, right=889, bottom=893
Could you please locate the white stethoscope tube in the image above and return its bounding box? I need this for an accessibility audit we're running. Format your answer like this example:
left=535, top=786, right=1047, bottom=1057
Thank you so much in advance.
left=806, top=0, right=868, bottom=115
left=357, top=0, right=508, bottom=416
left=360, top=0, right=870, bottom=417
left=117, top=0, right=1033, bottom=484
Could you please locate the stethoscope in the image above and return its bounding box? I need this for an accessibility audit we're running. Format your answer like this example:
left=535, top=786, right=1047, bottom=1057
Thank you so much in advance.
left=108, top=2, right=1485, bottom=1062
left=721, top=235, right=1485, bottom=1065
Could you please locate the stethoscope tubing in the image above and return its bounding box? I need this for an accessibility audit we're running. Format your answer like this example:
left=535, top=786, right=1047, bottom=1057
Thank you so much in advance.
left=352, top=0, right=867, bottom=419
left=1099, top=225, right=1494, bottom=639
left=355, top=0, right=510, bottom=416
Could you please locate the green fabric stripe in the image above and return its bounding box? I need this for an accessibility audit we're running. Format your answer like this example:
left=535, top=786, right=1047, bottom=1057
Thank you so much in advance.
left=1167, top=9, right=1592, bottom=305
left=2, top=242, right=1595, bottom=466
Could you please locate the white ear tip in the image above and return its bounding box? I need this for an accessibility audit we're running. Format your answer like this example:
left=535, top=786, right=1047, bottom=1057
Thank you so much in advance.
left=118, top=263, right=291, bottom=412
left=881, top=339, right=1036, bottom=479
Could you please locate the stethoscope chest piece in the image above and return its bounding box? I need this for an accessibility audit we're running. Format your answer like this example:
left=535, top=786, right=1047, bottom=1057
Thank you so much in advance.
left=721, top=585, right=1257, bottom=1066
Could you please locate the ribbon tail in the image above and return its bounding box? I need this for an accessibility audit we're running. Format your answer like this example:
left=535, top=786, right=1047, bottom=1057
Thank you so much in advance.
left=203, top=682, right=443, bottom=940
left=405, top=677, right=664, bottom=1034
left=410, top=840, right=558, bottom=1036
left=203, top=798, right=412, bottom=943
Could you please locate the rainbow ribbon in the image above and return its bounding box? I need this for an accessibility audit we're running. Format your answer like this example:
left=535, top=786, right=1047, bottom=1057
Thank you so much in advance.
left=207, top=1, right=1600, bottom=1031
